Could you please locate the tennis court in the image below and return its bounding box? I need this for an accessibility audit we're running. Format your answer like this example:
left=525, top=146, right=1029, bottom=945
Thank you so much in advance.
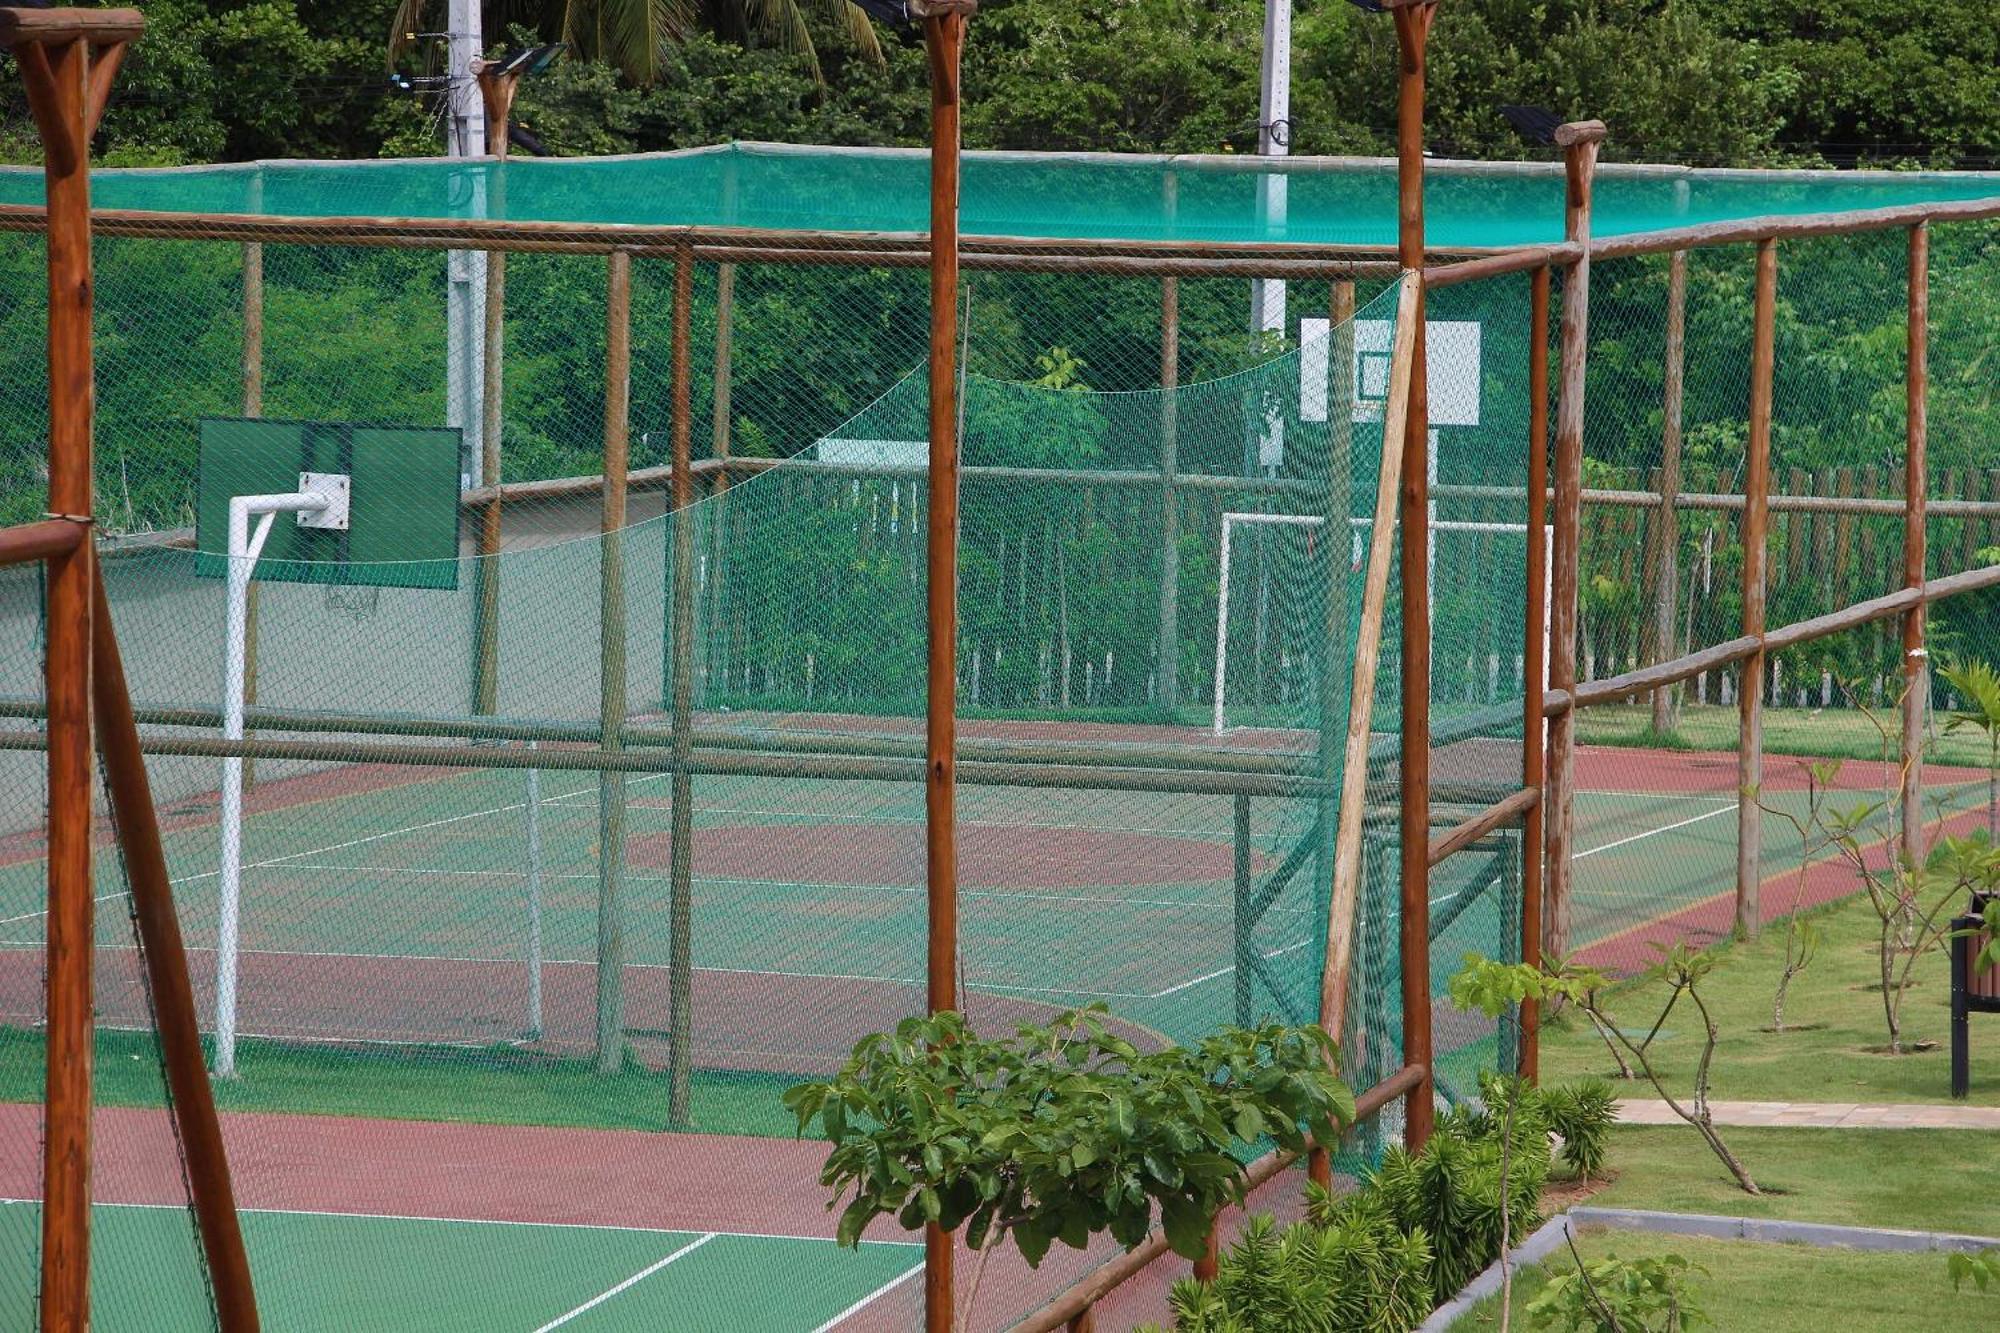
left=0, top=1199, right=919, bottom=1332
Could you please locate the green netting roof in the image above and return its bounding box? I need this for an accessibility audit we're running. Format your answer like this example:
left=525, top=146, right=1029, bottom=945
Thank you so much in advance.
left=1, top=141, right=1995, bottom=248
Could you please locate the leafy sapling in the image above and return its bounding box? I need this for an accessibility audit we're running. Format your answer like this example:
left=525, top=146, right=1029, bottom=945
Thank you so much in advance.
left=785, top=1007, right=1353, bottom=1333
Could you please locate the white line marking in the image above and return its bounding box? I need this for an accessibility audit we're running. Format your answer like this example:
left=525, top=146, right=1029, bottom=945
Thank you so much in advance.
left=533, top=1232, right=718, bottom=1331
left=268, top=863, right=1303, bottom=916
left=809, top=1261, right=925, bottom=1333
left=0, top=1198, right=919, bottom=1249
left=1575, top=803, right=1736, bottom=860
left=1147, top=937, right=1313, bottom=999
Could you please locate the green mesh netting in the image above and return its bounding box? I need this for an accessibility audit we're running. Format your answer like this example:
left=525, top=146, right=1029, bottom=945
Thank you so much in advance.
left=0, top=144, right=1994, bottom=247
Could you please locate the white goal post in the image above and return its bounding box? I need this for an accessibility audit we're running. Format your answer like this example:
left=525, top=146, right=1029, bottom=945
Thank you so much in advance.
left=1212, top=511, right=1553, bottom=735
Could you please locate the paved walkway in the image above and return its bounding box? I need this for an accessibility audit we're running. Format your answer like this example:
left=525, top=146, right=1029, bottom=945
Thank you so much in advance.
left=1616, top=1098, right=2000, bottom=1130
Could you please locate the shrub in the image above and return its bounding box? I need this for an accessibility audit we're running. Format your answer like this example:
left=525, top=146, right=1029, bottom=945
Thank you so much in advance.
left=1525, top=1249, right=1708, bottom=1332
left=1539, top=1078, right=1618, bottom=1181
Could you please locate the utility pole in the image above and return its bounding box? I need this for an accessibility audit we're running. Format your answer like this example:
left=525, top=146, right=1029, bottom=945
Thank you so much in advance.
left=1250, top=0, right=1290, bottom=474
left=445, top=0, right=486, bottom=487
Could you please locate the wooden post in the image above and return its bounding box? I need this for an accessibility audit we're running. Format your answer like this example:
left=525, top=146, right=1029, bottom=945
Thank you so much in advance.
left=1520, top=264, right=1551, bottom=1082
left=920, top=7, right=975, bottom=1331
left=703, top=260, right=735, bottom=701
left=1158, top=271, right=1180, bottom=712
left=1543, top=119, right=1607, bottom=969
left=1737, top=239, right=1776, bottom=939
left=1233, top=792, right=1253, bottom=1026
left=667, top=242, right=697, bottom=1127
left=1, top=10, right=145, bottom=1326
left=92, top=564, right=260, bottom=1331
left=1392, top=0, right=1438, bottom=1152
left=1312, top=272, right=1418, bottom=1188
left=595, top=248, right=632, bottom=1074
left=241, top=213, right=264, bottom=791
left=1649, top=250, right=1686, bottom=735
left=1901, top=223, right=1928, bottom=862
left=470, top=62, right=519, bottom=718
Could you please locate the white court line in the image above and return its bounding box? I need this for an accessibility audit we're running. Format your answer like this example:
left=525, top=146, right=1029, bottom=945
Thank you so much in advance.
left=0, top=1198, right=918, bottom=1249
left=1149, top=937, right=1313, bottom=999
left=533, top=1232, right=717, bottom=1331
left=1574, top=802, right=1736, bottom=860
left=0, top=772, right=665, bottom=927
left=810, top=1261, right=924, bottom=1333
left=269, top=863, right=1306, bottom=917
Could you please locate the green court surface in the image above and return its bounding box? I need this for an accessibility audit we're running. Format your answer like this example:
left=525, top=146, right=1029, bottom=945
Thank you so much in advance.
left=0, top=1201, right=918, bottom=1332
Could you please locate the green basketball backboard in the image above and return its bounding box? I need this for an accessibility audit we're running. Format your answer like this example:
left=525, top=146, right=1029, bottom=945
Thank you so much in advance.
left=195, top=417, right=462, bottom=589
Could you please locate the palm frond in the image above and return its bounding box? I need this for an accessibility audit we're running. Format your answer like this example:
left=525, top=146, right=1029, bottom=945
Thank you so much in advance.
left=385, top=0, right=432, bottom=70
left=743, top=0, right=825, bottom=82
left=822, top=0, right=888, bottom=69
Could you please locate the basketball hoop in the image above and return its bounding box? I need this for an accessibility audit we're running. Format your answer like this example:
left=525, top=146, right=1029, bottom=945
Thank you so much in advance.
left=322, top=582, right=381, bottom=622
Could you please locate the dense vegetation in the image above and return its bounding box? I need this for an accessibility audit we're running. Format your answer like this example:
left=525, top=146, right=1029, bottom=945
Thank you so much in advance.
left=5, top=1, right=1993, bottom=168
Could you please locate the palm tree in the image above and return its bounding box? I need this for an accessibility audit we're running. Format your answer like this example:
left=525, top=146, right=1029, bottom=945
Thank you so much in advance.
left=389, top=0, right=883, bottom=88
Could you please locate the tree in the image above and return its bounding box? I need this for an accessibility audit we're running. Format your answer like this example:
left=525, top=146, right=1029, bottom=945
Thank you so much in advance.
left=784, top=1007, right=1353, bottom=1332
left=386, top=0, right=882, bottom=87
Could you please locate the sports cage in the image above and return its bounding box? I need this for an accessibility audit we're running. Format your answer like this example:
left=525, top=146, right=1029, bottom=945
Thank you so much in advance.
left=5, top=11, right=2000, bottom=1333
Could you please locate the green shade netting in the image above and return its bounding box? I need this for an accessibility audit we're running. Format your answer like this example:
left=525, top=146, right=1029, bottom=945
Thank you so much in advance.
left=0, top=142, right=1993, bottom=247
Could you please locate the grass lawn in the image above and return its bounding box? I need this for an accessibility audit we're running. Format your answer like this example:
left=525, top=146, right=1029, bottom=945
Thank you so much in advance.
left=1446, top=1228, right=2000, bottom=1331
left=1577, top=1125, right=2000, bottom=1234
left=1539, top=892, right=2000, bottom=1105
left=0, top=1027, right=801, bottom=1136
left=1576, top=701, right=1996, bottom=768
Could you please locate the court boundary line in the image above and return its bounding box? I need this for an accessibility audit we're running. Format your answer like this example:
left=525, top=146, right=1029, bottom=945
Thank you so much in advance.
left=532, top=1231, right=718, bottom=1331
left=809, top=1260, right=925, bottom=1333
left=1573, top=802, right=1736, bottom=861
left=0, top=1196, right=922, bottom=1248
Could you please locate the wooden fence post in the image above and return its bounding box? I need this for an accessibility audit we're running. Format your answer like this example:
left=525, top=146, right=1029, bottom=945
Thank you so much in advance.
left=1159, top=270, right=1180, bottom=711
left=1649, top=250, right=1685, bottom=734
left=1901, top=223, right=1928, bottom=864
left=1520, top=263, right=1551, bottom=1081
left=1544, top=119, right=1607, bottom=968
left=667, top=242, right=697, bottom=1127
left=595, top=248, right=632, bottom=1074
left=1737, top=238, right=1777, bottom=939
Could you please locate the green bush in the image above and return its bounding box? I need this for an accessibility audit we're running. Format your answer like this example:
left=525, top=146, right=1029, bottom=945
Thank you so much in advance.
left=1539, top=1078, right=1619, bottom=1181
left=1526, top=1251, right=1708, bottom=1332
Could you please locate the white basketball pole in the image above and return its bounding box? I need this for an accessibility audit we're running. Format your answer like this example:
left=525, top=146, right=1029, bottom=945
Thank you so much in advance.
left=216, top=479, right=344, bottom=1077
left=525, top=742, right=544, bottom=1039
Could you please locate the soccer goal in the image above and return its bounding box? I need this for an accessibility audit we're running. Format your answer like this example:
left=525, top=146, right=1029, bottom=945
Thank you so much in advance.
left=1212, top=511, right=1552, bottom=735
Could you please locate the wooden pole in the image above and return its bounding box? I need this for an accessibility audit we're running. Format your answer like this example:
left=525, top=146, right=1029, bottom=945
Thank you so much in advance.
left=705, top=259, right=735, bottom=697
left=1543, top=119, right=1606, bottom=969
left=1, top=10, right=146, bottom=1326
left=1158, top=270, right=1180, bottom=712
left=1901, top=223, right=1928, bottom=863
left=921, top=7, right=973, bottom=1331
left=1392, top=0, right=1437, bottom=1150
left=1309, top=276, right=1358, bottom=1180
left=1649, top=250, right=1686, bottom=735
left=1737, top=239, right=1776, bottom=940
left=667, top=242, right=697, bottom=1127
left=595, top=248, right=632, bottom=1074
left=92, top=564, right=259, bottom=1331
left=1520, top=263, right=1550, bottom=1082
left=1313, top=272, right=1417, bottom=1187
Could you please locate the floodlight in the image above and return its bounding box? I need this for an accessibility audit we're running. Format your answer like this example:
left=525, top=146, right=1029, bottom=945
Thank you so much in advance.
left=493, top=43, right=564, bottom=78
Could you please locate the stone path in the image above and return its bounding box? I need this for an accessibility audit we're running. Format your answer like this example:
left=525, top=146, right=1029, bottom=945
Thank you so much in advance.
left=1616, top=1098, right=2000, bottom=1130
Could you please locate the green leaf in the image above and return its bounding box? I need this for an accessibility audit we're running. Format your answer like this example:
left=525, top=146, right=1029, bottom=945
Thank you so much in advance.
left=1160, top=1194, right=1211, bottom=1261
left=835, top=1195, right=875, bottom=1249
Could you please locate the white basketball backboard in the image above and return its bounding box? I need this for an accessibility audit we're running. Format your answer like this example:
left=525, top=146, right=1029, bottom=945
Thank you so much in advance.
left=1300, top=317, right=1483, bottom=427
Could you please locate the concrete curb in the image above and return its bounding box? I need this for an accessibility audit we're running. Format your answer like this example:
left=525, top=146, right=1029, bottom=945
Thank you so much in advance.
left=1417, top=1207, right=2000, bottom=1331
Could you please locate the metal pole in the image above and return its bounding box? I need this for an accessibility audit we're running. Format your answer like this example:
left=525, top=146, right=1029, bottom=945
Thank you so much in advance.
left=1520, top=263, right=1551, bottom=1081
left=444, top=0, right=486, bottom=479
left=595, top=249, right=631, bottom=1074
left=471, top=63, right=515, bottom=717
left=525, top=745, right=543, bottom=1039
left=1392, top=0, right=1438, bottom=1151
left=1901, top=224, right=1929, bottom=864
left=921, top=7, right=973, bottom=1330
left=1251, top=0, right=1290, bottom=347
left=1544, top=119, right=1606, bottom=970
left=1159, top=264, right=1180, bottom=713
left=1214, top=517, right=1235, bottom=735
left=1737, top=239, right=1776, bottom=940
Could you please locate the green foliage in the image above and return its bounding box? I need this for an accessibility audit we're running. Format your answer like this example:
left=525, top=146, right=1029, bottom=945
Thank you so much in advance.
left=1371, top=1111, right=1550, bottom=1305
left=1947, top=1248, right=2000, bottom=1295
left=783, top=1007, right=1353, bottom=1266
left=1539, top=1079, right=1618, bottom=1182
left=1526, top=1249, right=1709, bottom=1332
left=1146, top=1208, right=1433, bottom=1333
